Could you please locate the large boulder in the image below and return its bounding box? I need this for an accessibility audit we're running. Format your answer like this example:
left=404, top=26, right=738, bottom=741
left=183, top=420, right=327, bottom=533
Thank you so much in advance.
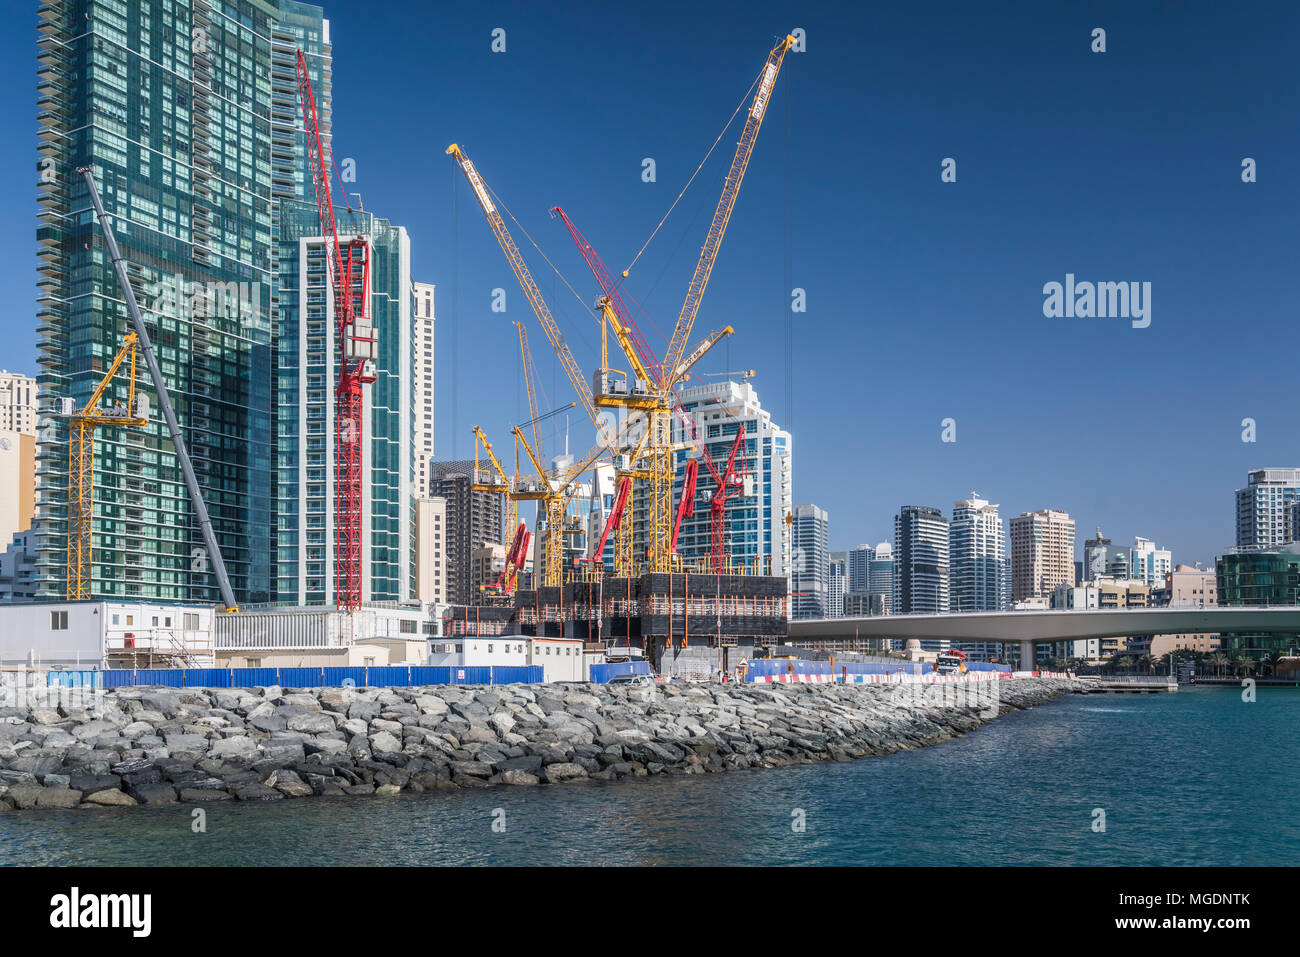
left=34, top=787, right=83, bottom=808
left=83, top=789, right=137, bottom=807
left=209, top=736, right=257, bottom=759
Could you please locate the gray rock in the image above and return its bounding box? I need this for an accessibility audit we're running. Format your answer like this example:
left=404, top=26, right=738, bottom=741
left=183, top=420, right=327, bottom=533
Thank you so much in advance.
left=500, top=769, right=539, bottom=786
left=35, top=787, right=83, bottom=808
left=287, top=713, right=335, bottom=734
left=235, top=783, right=285, bottom=801
left=129, top=783, right=178, bottom=805
left=542, top=762, right=587, bottom=782
left=178, top=787, right=233, bottom=802
left=209, top=736, right=257, bottom=759
left=369, top=731, right=402, bottom=755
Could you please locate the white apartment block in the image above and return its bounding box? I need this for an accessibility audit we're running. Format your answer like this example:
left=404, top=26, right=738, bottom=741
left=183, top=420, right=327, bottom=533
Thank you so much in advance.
left=415, top=496, right=447, bottom=606
left=670, top=379, right=792, bottom=578
left=413, top=282, right=436, bottom=498
left=1235, top=468, right=1300, bottom=548
left=1129, top=536, right=1172, bottom=587
left=0, top=372, right=37, bottom=435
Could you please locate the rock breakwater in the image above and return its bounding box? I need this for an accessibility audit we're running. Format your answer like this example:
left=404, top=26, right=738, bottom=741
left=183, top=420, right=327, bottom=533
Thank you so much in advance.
left=0, top=678, right=1082, bottom=809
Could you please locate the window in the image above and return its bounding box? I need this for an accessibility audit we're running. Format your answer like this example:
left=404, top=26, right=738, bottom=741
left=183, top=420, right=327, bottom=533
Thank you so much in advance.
left=111, top=614, right=120, bottom=625
left=51, top=611, right=68, bottom=630
left=126, top=615, right=134, bottom=625
left=247, top=658, right=262, bottom=668
left=184, top=613, right=199, bottom=630
left=488, top=644, right=494, bottom=654
left=364, top=657, right=375, bottom=667
left=152, top=616, right=159, bottom=626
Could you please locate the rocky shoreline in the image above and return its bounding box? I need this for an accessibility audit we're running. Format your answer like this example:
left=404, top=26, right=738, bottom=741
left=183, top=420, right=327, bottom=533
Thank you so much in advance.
left=0, top=678, right=1083, bottom=809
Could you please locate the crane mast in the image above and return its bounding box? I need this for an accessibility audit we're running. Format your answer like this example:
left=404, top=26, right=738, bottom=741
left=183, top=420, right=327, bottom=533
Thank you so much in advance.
left=296, top=49, right=374, bottom=612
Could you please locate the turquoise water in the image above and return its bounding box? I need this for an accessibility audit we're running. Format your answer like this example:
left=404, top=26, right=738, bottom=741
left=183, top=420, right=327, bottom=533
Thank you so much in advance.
left=2, top=686, right=1295, bottom=866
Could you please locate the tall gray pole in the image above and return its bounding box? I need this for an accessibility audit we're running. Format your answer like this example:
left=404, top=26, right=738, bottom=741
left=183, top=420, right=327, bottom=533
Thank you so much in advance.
left=78, top=167, right=239, bottom=612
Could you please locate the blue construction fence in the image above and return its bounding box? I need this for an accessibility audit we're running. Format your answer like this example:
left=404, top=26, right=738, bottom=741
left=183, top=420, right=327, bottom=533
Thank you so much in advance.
left=742, top=659, right=1012, bottom=679
left=49, top=665, right=545, bottom=690
left=588, top=660, right=653, bottom=684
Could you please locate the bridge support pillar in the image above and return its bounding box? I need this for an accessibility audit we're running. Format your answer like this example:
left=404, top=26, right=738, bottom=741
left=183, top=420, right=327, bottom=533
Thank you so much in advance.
left=1019, top=640, right=1036, bottom=671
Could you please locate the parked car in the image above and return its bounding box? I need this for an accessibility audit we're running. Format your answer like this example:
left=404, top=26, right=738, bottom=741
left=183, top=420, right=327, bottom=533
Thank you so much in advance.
left=608, top=673, right=655, bottom=687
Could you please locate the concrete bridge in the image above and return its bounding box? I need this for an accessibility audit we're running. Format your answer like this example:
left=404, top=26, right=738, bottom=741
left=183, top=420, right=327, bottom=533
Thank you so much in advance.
left=788, top=606, right=1300, bottom=665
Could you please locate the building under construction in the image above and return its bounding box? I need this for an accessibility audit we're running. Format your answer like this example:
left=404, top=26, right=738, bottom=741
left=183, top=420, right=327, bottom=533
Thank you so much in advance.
left=443, top=570, right=788, bottom=674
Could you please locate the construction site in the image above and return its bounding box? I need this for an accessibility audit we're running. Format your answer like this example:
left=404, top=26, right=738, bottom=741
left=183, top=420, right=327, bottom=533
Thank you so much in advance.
left=438, top=33, right=799, bottom=674
left=25, top=21, right=799, bottom=677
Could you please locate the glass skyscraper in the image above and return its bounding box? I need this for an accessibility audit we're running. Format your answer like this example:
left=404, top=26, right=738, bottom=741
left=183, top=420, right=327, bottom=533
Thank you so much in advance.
left=34, top=1, right=413, bottom=607
left=949, top=493, right=1008, bottom=612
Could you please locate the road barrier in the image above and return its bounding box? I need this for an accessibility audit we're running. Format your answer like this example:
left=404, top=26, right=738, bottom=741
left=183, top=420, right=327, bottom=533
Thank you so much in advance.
left=49, top=665, right=545, bottom=689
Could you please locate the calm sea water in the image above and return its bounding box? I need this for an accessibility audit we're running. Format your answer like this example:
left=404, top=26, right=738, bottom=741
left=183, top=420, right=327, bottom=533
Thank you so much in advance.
left=2, top=685, right=1295, bottom=866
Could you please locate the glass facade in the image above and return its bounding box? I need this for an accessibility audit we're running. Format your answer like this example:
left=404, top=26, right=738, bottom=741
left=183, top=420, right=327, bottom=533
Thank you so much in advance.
left=1216, top=547, right=1300, bottom=660
left=35, top=0, right=414, bottom=608
left=36, top=0, right=278, bottom=603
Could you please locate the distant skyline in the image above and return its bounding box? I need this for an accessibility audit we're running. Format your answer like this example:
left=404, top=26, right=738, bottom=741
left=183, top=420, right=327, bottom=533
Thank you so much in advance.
left=2, top=1, right=1295, bottom=567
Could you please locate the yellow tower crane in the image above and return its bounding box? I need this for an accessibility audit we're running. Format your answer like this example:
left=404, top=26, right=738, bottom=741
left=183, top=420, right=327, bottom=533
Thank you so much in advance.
left=63, top=332, right=149, bottom=599
left=550, top=32, right=795, bottom=575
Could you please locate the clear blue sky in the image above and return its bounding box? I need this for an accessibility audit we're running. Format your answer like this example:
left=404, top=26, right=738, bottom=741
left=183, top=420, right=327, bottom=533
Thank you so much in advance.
left=3, top=0, right=1296, bottom=565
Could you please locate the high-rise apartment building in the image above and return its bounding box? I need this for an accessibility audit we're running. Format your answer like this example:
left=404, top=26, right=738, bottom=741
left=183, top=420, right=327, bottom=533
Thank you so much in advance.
left=34, top=1, right=417, bottom=606
left=429, top=460, right=504, bottom=606
left=35, top=0, right=284, bottom=602
left=1009, top=509, right=1075, bottom=601
left=847, top=543, right=874, bottom=593
left=1083, top=526, right=1111, bottom=582
left=949, top=493, right=1008, bottom=612
left=412, top=282, right=435, bottom=498
left=1128, top=536, right=1172, bottom=587
left=669, top=380, right=792, bottom=576
left=790, top=504, right=829, bottom=619
left=0, top=432, right=36, bottom=554
left=1235, top=469, right=1300, bottom=549
left=827, top=551, right=847, bottom=618
left=893, top=506, right=949, bottom=614
left=0, top=373, right=38, bottom=435
left=868, top=542, right=895, bottom=615
left=414, top=496, right=446, bottom=605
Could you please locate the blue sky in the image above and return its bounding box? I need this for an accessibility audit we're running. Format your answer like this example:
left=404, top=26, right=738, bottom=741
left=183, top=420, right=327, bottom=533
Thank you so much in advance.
left=2, top=0, right=1296, bottom=565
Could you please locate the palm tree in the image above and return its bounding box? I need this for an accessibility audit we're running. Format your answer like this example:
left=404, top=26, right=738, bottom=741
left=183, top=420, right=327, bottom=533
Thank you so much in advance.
left=1206, top=652, right=1229, bottom=677
left=1138, top=653, right=1156, bottom=675
left=1118, top=655, right=1137, bottom=674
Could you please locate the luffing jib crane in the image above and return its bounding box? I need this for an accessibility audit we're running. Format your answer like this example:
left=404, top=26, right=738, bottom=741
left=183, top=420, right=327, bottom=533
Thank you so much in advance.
left=548, top=32, right=794, bottom=575
left=296, top=49, right=376, bottom=612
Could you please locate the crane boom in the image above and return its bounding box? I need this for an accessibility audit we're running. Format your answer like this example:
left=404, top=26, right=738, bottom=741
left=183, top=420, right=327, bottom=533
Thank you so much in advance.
left=79, top=167, right=239, bottom=611
left=447, top=144, right=598, bottom=426
left=661, top=33, right=795, bottom=379
left=551, top=207, right=664, bottom=385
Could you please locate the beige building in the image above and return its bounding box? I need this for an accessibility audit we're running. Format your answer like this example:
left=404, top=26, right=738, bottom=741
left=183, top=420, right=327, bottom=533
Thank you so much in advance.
left=413, top=282, right=435, bottom=497
left=471, top=541, right=507, bottom=596
left=1143, top=564, right=1220, bottom=657
left=0, top=371, right=37, bottom=436
left=415, top=496, right=447, bottom=605
left=1010, top=508, right=1076, bottom=601
left=0, top=430, right=35, bottom=550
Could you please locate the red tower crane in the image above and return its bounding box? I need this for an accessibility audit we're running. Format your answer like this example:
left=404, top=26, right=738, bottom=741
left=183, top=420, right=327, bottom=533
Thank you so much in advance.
left=296, top=50, right=376, bottom=611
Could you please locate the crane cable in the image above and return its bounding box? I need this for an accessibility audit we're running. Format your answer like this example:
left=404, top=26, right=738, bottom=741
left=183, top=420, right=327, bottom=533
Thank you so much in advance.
left=621, top=68, right=761, bottom=280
